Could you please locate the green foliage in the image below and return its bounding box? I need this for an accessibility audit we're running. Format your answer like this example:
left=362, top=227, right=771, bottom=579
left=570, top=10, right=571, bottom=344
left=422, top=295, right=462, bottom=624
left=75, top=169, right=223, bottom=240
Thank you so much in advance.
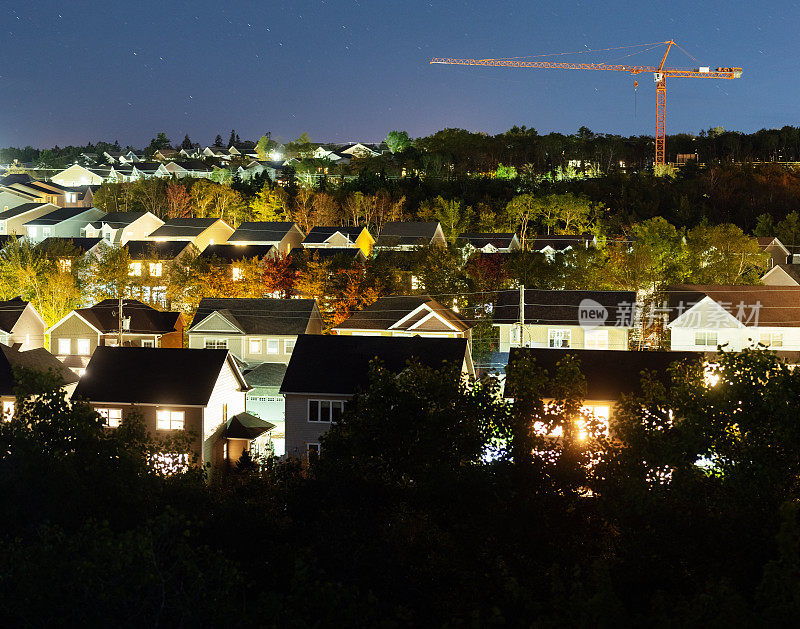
left=494, top=163, right=518, bottom=180
left=385, top=130, right=412, bottom=153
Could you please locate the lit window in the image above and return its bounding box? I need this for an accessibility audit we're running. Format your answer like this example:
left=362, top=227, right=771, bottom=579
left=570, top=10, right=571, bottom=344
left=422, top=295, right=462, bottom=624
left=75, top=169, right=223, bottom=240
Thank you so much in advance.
left=76, top=338, right=91, bottom=355
left=759, top=332, right=783, bottom=348
left=204, top=338, right=227, bottom=349
left=58, top=258, right=72, bottom=273
left=249, top=338, right=262, bottom=354
left=548, top=329, right=571, bottom=348
left=149, top=262, right=162, bottom=277
left=308, top=399, right=345, bottom=422
left=584, top=329, right=609, bottom=350
left=411, top=275, right=422, bottom=290
left=141, top=339, right=155, bottom=347
left=266, top=339, right=279, bottom=354
left=97, top=407, right=122, bottom=428
left=156, top=409, right=185, bottom=430
left=128, top=262, right=142, bottom=276
left=694, top=331, right=719, bottom=348
left=149, top=452, right=189, bottom=475
left=577, top=405, right=610, bottom=440
left=57, top=337, right=71, bottom=354
left=284, top=338, right=295, bottom=353
left=232, top=267, right=243, bottom=281
left=2, top=400, right=14, bottom=421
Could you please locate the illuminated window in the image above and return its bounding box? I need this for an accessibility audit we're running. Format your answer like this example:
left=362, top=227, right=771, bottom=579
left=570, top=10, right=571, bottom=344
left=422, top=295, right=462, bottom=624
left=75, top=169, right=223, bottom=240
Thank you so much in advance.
left=584, top=329, right=609, bottom=350
left=577, top=405, right=610, bottom=440
left=57, top=337, right=71, bottom=354
left=149, top=452, right=189, bottom=475
left=204, top=338, right=227, bottom=349
left=97, top=407, right=122, bottom=428
left=759, top=332, right=783, bottom=348
left=232, top=267, right=243, bottom=281
left=694, top=331, right=718, bottom=348
left=249, top=338, right=262, bottom=354
left=2, top=400, right=14, bottom=421
left=284, top=338, right=295, bottom=353
left=548, top=329, right=571, bottom=348
left=308, top=400, right=345, bottom=422
left=58, top=258, right=72, bottom=272
left=76, top=338, right=90, bottom=355
left=141, top=339, right=155, bottom=347
left=149, top=262, right=162, bottom=277
left=266, top=339, right=279, bottom=354
left=128, top=262, right=142, bottom=276
left=156, top=409, right=185, bottom=430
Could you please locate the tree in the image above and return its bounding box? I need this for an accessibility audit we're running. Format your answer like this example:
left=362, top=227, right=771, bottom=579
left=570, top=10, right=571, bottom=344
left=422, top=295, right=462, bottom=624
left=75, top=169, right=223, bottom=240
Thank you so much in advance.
left=145, top=132, right=171, bottom=157
left=286, top=133, right=314, bottom=159
left=256, top=133, right=278, bottom=159
left=259, top=254, right=296, bottom=298
left=214, top=134, right=224, bottom=147
left=87, top=245, right=133, bottom=300
left=776, top=211, right=800, bottom=251
left=130, top=178, right=167, bottom=217
left=292, top=187, right=316, bottom=233
left=685, top=223, right=769, bottom=284
left=312, top=192, right=343, bottom=225
left=250, top=186, right=288, bottom=221
left=385, top=130, right=412, bottom=154
left=228, top=129, right=237, bottom=147
left=505, top=194, right=537, bottom=245
left=180, top=134, right=193, bottom=150
left=165, top=182, right=192, bottom=218
left=422, top=196, right=472, bottom=243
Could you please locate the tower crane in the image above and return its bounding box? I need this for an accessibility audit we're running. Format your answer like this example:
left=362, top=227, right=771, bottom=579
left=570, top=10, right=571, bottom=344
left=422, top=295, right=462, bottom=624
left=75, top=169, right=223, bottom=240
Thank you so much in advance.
left=430, top=40, right=741, bottom=166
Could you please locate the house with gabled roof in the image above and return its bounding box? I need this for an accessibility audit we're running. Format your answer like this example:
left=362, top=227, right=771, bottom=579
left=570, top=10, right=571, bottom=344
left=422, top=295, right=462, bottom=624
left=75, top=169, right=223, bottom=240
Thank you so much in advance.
left=241, top=361, right=288, bottom=456
left=333, top=295, right=473, bottom=341
left=226, top=221, right=303, bottom=254
left=123, top=240, right=197, bottom=306
left=83, top=211, right=164, bottom=245
left=72, top=347, right=267, bottom=468
left=0, top=188, right=34, bottom=213
left=493, top=289, right=637, bottom=353
left=0, top=297, right=47, bottom=350
left=23, top=206, right=105, bottom=242
left=0, top=343, right=80, bottom=421
left=339, top=143, right=381, bottom=158
left=188, top=297, right=323, bottom=366
left=199, top=244, right=276, bottom=282
left=375, top=221, right=447, bottom=250
left=38, top=237, right=106, bottom=273
left=761, top=264, right=800, bottom=286
left=50, top=164, right=111, bottom=187
left=303, top=225, right=375, bottom=257
left=528, top=234, right=595, bottom=260
left=754, top=236, right=791, bottom=268
left=458, top=232, right=521, bottom=253
left=0, top=203, right=59, bottom=236
left=162, top=160, right=213, bottom=179
left=46, top=299, right=185, bottom=374
left=147, top=217, right=233, bottom=252
left=667, top=284, right=800, bottom=355
left=280, top=334, right=474, bottom=459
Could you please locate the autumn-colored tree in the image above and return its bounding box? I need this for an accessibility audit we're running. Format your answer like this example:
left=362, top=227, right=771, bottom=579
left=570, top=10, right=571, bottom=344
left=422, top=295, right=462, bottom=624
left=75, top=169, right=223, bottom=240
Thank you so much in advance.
left=165, top=182, right=192, bottom=218
left=329, top=268, right=381, bottom=328
left=85, top=244, right=134, bottom=301
left=130, top=178, right=168, bottom=217
left=292, top=187, right=316, bottom=233
left=250, top=186, right=288, bottom=222
left=312, top=192, right=342, bottom=225
left=191, top=180, right=218, bottom=218
left=259, top=254, right=296, bottom=298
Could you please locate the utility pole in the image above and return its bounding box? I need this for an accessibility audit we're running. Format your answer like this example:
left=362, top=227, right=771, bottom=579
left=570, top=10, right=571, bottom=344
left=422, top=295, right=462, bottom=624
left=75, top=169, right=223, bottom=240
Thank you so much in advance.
left=117, top=294, right=124, bottom=346
left=518, top=283, right=525, bottom=348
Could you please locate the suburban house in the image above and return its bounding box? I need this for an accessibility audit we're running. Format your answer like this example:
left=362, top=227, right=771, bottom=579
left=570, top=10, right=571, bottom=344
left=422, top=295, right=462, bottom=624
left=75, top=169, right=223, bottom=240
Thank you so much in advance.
left=199, top=244, right=276, bottom=281
left=291, top=247, right=367, bottom=267
left=0, top=188, right=33, bottom=212
left=528, top=234, right=595, bottom=259
left=333, top=295, right=473, bottom=342
left=38, top=237, right=106, bottom=271
left=23, top=207, right=105, bottom=243
left=0, top=343, right=80, bottom=421
left=46, top=299, right=185, bottom=374
left=0, top=203, right=58, bottom=236
left=162, top=161, right=213, bottom=179
left=1, top=180, right=81, bottom=207
left=124, top=241, right=197, bottom=306
left=0, top=297, right=47, bottom=350
left=51, top=164, right=111, bottom=187
left=755, top=236, right=791, bottom=268
left=72, top=347, right=271, bottom=469
left=505, top=348, right=701, bottom=439
left=226, top=221, right=304, bottom=254
left=83, top=211, right=164, bottom=245
left=458, top=233, right=522, bottom=253
left=241, top=362, right=288, bottom=456
left=339, top=142, right=381, bottom=158
left=493, top=289, right=637, bottom=353
left=147, top=217, right=234, bottom=252
left=302, top=226, right=375, bottom=257
left=188, top=297, right=323, bottom=366
left=280, top=334, right=474, bottom=459
left=375, top=221, right=447, bottom=250
left=762, top=264, right=800, bottom=286
left=667, top=284, right=800, bottom=354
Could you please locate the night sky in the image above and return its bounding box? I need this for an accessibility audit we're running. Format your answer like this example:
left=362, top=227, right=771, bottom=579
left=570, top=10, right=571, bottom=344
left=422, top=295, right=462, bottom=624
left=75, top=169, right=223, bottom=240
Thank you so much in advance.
left=3, top=1, right=797, bottom=148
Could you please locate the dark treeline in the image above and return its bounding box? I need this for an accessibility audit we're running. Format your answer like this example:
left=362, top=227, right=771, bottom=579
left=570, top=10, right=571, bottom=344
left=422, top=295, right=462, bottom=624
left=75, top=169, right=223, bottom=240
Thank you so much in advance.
left=4, top=350, right=800, bottom=625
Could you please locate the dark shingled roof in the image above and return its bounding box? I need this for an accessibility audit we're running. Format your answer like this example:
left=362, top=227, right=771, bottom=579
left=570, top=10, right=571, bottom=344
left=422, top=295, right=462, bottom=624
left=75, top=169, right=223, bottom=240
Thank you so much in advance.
left=148, top=217, right=223, bottom=238
left=73, top=347, right=246, bottom=405
left=0, top=297, right=30, bottom=334
left=227, top=221, right=297, bottom=243
left=39, top=237, right=103, bottom=254
left=458, top=233, right=518, bottom=248
left=89, top=211, right=148, bottom=229
left=200, top=244, right=275, bottom=262
left=528, top=235, right=593, bottom=251
left=668, top=284, right=800, bottom=328
left=124, top=240, right=194, bottom=260
left=74, top=299, right=181, bottom=335
left=243, top=362, right=288, bottom=388
left=506, top=348, right=702, bottom=400
left=280, top=334, right=469, bottom=395
left=335, top=296, right=471, bottom=332
left=0, top=343, right=79, bottom=396
left=376, top=221, right=440, bottom=246
left=226, top=412, right=275, bottom=439
left=25, top=206, right=98, bottom=225
left=0, top=173, right=33, bottom=186
left=190, top=298, right=319, bottom=335
left=0, top=202, right=52, bottom=220
left=303, top=226, right=366, bottom=244
left=493, top=289, right=637, bottom=327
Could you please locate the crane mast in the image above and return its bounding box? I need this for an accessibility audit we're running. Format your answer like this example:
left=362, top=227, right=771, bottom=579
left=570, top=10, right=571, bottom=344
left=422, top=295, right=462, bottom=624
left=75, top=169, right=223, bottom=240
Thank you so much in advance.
left=431, top=40, right=741, bottom=166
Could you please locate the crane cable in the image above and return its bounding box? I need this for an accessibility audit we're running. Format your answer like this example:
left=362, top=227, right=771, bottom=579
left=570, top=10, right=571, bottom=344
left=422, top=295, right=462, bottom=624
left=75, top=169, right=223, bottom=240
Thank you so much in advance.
left=484, top=40, right=670, bottom=62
